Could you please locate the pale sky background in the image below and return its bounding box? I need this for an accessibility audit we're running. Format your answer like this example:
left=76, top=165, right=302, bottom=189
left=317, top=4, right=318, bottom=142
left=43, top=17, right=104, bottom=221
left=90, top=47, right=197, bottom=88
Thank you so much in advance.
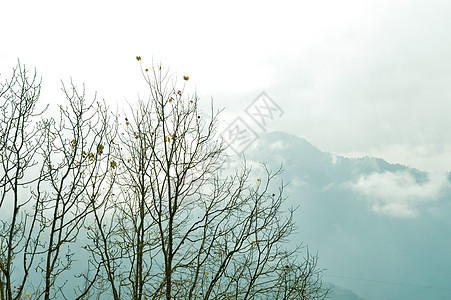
left=2, top=0, right=451, bottom=172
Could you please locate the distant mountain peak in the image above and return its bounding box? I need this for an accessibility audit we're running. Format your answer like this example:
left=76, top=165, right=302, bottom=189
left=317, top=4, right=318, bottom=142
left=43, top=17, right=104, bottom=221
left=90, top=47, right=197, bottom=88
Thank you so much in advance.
left=248, top=131, right=324, bottom=159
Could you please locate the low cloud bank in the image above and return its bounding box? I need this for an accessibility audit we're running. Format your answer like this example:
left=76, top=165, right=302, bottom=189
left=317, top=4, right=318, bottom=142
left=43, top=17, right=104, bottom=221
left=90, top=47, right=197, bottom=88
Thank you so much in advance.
left=348, top=171, right=449, bottom=217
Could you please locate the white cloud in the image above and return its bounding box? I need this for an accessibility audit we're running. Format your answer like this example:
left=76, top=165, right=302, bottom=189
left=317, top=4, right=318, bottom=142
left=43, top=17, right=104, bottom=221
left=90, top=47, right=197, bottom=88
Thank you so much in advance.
left=269, top=140, right=285, bottom=151
left=348, top=171, right=449, bottom=218
left=2, top=1, right=451, bottom=174
left=331, top=154, right=338, bottom=165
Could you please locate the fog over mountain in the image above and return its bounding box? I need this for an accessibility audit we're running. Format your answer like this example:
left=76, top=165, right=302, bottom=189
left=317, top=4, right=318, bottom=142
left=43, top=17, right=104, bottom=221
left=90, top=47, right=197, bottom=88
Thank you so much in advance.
left=242, top=131, right=451, bottom=300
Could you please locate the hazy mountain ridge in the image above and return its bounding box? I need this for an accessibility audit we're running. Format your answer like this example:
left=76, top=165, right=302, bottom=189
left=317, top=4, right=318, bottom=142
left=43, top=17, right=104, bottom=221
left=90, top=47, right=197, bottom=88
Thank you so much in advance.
left=326, top=284, right=367, bottom=300
left=248, top=131, right=430, bottom=186
left=244, top=131, right=451, bottom=300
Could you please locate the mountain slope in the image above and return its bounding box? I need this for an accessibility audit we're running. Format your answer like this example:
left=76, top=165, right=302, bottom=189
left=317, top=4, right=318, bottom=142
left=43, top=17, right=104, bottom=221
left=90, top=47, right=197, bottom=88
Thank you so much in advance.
left=243, top=131, right=451, bottom=300
left=327, top=284, right=367, bottom=300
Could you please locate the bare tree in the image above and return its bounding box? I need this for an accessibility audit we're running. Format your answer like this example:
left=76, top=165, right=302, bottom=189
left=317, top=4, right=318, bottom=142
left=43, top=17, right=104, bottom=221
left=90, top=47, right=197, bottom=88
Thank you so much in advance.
left=87, top=58, right=329, bottom=300
left=35, top=81, right=114, bottom=300
left=1, top=59, right=328, bottom=300
left=0, top=61, right=114, bottom=300
left=0, top=61, right=46, bottom=300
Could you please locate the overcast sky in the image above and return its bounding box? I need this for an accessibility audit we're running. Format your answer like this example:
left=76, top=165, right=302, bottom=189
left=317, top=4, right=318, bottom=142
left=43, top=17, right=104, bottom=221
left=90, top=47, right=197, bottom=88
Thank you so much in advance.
left=2, top=0, right=451, bottom=172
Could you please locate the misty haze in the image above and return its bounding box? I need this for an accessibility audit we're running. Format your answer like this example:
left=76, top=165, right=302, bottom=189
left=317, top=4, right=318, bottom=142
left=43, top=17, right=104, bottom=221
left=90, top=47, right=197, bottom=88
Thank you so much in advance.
left=2, top=1, right=451, bottom=299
